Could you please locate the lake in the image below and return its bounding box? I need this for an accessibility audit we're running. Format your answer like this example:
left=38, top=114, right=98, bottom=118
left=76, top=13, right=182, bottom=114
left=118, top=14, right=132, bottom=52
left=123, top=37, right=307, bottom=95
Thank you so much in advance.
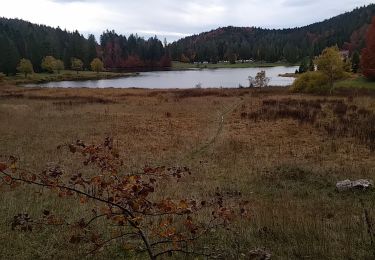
left=26, top=66, right=298, bottom=89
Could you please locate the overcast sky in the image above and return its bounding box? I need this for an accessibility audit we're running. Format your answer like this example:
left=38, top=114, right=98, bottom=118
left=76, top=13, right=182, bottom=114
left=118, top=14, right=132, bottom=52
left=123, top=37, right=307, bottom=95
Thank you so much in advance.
left=0, top=0, right=373, bottom=42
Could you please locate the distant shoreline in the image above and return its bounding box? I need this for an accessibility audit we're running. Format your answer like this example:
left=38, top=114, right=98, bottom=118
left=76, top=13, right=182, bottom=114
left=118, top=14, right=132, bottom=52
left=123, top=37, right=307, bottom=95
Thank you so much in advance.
left=2, top=71, right=139, bottom=85
left=171, top=61, right=297, bottom=70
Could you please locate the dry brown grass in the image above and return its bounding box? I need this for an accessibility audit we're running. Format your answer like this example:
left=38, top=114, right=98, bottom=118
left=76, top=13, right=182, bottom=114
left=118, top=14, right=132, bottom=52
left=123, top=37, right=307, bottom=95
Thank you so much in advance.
left=1, top=84, right=375, bottom=259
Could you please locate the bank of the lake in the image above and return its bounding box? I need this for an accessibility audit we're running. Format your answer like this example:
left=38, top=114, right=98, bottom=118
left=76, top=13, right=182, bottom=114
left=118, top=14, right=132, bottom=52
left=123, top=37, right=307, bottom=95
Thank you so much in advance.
left=2, top=70, right=138, bottom=85
left=172, top=61, right=297, bottom=70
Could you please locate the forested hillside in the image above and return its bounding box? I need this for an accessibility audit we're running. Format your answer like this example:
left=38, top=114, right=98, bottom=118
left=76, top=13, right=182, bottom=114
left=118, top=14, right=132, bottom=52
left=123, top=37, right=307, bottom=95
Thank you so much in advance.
left=0, top=18, right=170, bottom=74
left=169, top=4, right=375, bottom=63
left=0, top=18, right=97, bottom=74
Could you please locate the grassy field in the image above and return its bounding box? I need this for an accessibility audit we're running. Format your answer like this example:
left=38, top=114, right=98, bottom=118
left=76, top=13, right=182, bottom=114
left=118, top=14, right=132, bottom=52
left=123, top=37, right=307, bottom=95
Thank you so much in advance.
left=334, top=76, right=375, bottom=90
left=0, top=84, right=375, bottom=259
left=1, top=70, right=137, bottom=85
left=172, top=61, right=296, bottom=70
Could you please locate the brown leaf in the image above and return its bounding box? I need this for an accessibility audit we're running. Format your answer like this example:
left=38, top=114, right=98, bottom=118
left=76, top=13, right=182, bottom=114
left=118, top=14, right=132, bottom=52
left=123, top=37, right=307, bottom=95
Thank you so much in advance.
left=0, top=162, right=7, bottom=171
left=79, top=196, right=88, bottom=204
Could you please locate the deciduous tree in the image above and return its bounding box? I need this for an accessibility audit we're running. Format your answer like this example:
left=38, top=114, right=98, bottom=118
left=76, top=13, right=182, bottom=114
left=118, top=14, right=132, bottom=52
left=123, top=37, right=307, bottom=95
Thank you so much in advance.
left=41, top=56, right=57, bottom=73
left=71, top=58, right=83, bottom=74
left=55, top=59, right=65, bottom=74
left=315, top=46, right=345, bottom=88
left=90, top=58, right=104, bottom=74
left=17, top=58, right=34, bottom=78
left=180, top=54, right=190, bottom=63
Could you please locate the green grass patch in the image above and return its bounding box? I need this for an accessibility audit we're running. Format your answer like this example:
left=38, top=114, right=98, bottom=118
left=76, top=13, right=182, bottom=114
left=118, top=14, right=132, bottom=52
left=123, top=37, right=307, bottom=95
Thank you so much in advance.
left=1, top=70, right=138, bottom=85
left=334, top=76, right=375, bottom=90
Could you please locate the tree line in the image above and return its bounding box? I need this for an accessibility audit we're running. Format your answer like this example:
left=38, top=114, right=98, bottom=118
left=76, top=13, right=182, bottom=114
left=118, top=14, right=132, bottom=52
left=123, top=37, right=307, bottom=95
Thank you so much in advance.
left=100, top=30, right=170, bottom=69
left=169, top=4, right=375, bottom=63
left=0, top=18, right=170, bottom=75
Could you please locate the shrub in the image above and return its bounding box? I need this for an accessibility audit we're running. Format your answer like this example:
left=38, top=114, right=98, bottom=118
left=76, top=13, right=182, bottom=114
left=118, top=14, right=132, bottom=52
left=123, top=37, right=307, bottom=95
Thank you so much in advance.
left=248, top=71, right=270, bottom=88
left=290, top=71, right=328, bottom=93
left=0, top=72, right=6, bottom=81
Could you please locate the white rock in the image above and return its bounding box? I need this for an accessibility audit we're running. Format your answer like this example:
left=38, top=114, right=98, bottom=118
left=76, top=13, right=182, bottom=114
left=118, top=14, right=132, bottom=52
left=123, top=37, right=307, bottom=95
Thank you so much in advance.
left=336, top=179, right=353, bottom=191
left=336, top=179, right=373, bottom=192
left=352, top=179, right=374, bottom=190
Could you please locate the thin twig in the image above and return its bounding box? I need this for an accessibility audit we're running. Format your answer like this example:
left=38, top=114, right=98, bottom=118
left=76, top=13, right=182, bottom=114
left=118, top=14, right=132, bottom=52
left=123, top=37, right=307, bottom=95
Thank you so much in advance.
left=87, top=232, right=140, bottom=255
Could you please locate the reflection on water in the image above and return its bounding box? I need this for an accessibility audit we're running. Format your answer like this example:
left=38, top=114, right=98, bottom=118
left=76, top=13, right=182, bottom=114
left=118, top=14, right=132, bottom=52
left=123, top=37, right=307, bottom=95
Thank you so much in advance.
left=26, top=66, right=298, bottom=89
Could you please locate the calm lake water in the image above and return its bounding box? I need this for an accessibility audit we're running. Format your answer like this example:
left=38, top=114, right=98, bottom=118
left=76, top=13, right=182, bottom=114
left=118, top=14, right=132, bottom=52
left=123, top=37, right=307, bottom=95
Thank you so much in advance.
left=26, top=66, right=298, bottom=89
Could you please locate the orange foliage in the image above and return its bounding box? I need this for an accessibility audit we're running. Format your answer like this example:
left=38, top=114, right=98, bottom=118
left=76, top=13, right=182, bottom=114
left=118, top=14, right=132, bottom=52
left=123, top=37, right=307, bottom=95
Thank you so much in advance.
left=0, top=138, right=248, bottom=259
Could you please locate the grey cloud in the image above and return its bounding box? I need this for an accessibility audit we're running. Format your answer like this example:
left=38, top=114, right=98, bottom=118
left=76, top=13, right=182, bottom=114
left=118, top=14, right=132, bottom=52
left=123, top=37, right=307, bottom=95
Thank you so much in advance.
left=3, top=0, right=374, bottom=41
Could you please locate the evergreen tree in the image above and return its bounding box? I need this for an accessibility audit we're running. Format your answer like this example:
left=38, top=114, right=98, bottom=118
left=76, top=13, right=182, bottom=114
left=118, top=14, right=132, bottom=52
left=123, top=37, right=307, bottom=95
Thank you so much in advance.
left=298, top=58, right=309, bottom=73
left=343, top=58, right=352, bottom=72
left=86, top=34, right=98, bottom=67
left=308, top=57, right=315, bottom=71
left=351, top=51, right=360, bottom=73
left=0, top=34, right=19, bottom=75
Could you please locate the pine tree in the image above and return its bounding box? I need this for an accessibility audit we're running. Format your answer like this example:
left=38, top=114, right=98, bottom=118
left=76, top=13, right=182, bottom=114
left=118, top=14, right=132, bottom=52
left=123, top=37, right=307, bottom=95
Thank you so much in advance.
left=86, top=34, right=98, bottom=67
left=298, top=58, right=309, bottom=73
left=0, top=34, right=19, bottom=75
left=308, top=57, right=315, bottom=71
left=351, top=51, right=360, bottom=73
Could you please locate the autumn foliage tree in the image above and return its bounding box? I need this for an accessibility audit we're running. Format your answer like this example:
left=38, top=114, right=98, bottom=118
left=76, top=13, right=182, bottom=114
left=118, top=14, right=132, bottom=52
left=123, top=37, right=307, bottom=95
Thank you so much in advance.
left=71, top=58, right=84, bottom=74
left=315, top=46, right=345, bottom=88
left=90, top=58, right=104, bottom=74
left=55, top=59, right=65, bottom=74
left=41, top=56, right=57, bottom=73
left=17, top=58, right=33, bottom=78
left=0, top=138, right=248, bottom=259
left=361, top=16, right=375, bottom=80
